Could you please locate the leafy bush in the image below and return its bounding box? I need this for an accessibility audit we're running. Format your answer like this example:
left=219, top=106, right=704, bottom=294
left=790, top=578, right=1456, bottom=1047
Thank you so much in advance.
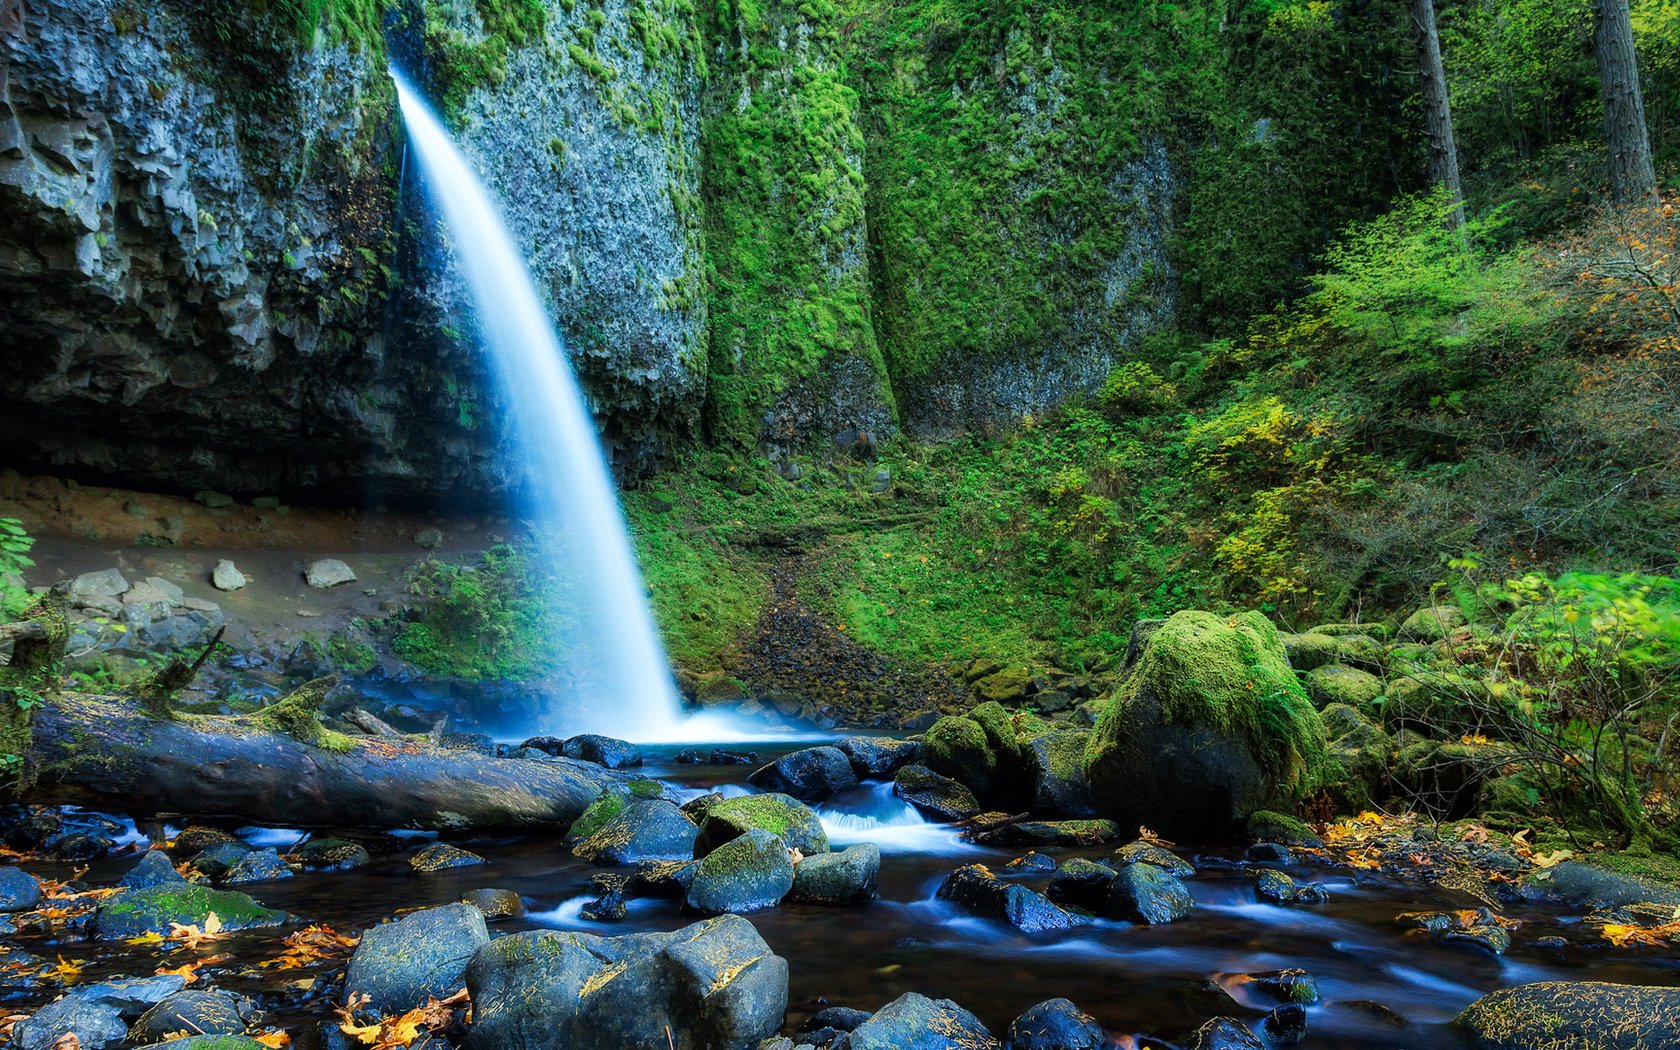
left=0, top=519, right=35, bottom=618
left=393, top=545, right=560, bottom=680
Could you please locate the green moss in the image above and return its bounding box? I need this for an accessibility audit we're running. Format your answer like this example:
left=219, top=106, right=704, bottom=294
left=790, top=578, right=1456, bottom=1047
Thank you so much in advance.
left=248, top=676, right=345, bottom=751
left=568, top=791, right=629, bottom=842
left=420, top=0, right=548, bottom=117
left=1246, top=809, right=1318, bottom=846
left=1301, top=664, right=1384, bottom=714
left=699, top=792, right=828, bottom=854
left=96, top=884, right=286, bottom=938
left=922, top=715, right=996, bottom=792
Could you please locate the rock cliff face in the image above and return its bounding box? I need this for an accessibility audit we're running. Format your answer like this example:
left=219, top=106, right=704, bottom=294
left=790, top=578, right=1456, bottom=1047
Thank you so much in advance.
left=0, top=0, right=1182, bottom=502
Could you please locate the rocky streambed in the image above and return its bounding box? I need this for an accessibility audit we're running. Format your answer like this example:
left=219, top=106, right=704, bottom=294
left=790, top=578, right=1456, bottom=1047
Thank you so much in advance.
left=1, top=739, right=1679, bottom=1050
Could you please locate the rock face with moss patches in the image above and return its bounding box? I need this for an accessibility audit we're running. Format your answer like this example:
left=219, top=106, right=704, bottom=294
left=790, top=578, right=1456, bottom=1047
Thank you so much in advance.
left=92, top=885, right=287, bottom=940
left=345, top=903, right=490, bottom=1013
left=1455, top=982, right=1680, bottom=1049
left=464, top=915, right=787, bottom=1050
left=1083, top=611, right=1328, bottom=836
left=694, top=793, right=829, bottom=856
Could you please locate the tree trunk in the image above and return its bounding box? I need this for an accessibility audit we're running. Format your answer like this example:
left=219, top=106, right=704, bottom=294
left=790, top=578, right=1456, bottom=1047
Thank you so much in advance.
left=20, top=694, right=607, bottom=832
left=1410, top=0, right=1465, bottom=229
left=1594, top=0, right=1658, bottom=202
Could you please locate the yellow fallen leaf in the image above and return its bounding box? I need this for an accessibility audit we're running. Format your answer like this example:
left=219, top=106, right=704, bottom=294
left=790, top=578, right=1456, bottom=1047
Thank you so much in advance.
left=254, top=1032, right=291, bottom=1048
left=125, top=931, right=166, bottom=947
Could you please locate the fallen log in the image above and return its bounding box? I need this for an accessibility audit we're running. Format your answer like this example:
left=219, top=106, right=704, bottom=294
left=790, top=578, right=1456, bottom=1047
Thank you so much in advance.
left=21, top=692, right=606, bottom=832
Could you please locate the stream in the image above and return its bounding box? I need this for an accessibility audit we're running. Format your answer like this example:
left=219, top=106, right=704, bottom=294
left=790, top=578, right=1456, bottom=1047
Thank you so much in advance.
left=4, top=741, right=1678, bottom=1048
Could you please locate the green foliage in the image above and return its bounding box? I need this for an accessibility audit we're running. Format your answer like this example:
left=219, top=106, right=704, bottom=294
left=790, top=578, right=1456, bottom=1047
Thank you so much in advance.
left=393, top=545, right=561, bottom=679
left=0, top=518, right=35, bottom=618
left=421, top=0, right=549, bottom=116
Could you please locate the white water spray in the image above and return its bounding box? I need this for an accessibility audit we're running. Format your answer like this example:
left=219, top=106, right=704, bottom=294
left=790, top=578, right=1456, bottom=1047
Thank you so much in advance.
left=394, top=72, right=684, bottom=741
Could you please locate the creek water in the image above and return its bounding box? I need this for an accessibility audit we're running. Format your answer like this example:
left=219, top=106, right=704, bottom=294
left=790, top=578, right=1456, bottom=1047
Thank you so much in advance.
left=12, top=740, right=1680, bottom=1049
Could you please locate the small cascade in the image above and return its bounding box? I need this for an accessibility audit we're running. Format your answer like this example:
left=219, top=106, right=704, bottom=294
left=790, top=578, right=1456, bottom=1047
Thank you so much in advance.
left=818, top=781, right=982, bottom=855
left=393, top=72, right=684, bottom=741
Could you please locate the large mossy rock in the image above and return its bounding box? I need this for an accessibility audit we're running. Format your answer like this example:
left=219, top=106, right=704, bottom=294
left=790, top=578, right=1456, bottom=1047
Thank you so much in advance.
left=684, top=829, right=794, bottom=915
left=894, top=765, right=982, bottom=821
left=1301, top=664, right=1383, bottom=713
left=1083, top=611, right=1328, bottom=836
left=1454, top=982, right=1680, bottom=1049
left=93, top=885, right=286, bottom=940
left=465, top=915, right=787, bottom=1050
left=573, top=800, right=699, bottom=865
left=345, top=903, right=490, bottom=1013
left=694, top=793, right=828, bottom=857
left=1318, top=703, right=1392, bottom=812
left=789, top=843, right=880, bottom=904
left=922, top=715, right=998, bottom=795
left=1025, top=730, right=1095, bottom=818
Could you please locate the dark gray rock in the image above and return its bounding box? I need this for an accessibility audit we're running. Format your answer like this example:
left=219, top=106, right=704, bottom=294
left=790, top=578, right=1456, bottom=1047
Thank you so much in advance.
left=748, top=747, right=858, bottom=802
left=790, top=844, right=880, bottom=904
left=937, top=864, right=1090, bottom=934
left=1523, top=861, right=1680, bottom=908
left=685, top=829, right=794, bottom=915
left=804, top=1006, right=871, bottom=1033
left=574, top=800, right=699, bottom=865
left=411, top=843, right=486, bottom=872
left=1253, top=869, right=1327, bottom=905
left=1244, top=969, right=1320, bottom=1005
left=298, top=838, right=372, bottom=871
left=13, top=975, right=186, bottom=1050
left=345, top=903, right=490, bottom=1013
left=1188, top=1017, right=1264, bottom=1050
left=190, top=841, right=254, bottom=879
left=1004, top=852, right=1057, bottom=873
left=1264, top=1005, right=1307, bottom=1045
left=1006, top=998, right=1103, bottom=1050
left=119, top=851, right=186, bottom=890
left=562, top=735, right=644, bottom=770
left=465, top=915, right=787, bottom=1050
left=1045, top=858, right=1116, bottom=910
left=835, top=737, right=923, bottom=778
left=1455, top=981, right=1680, bottom=1050
left=461, top=888, right=526, bottom=920
left=130, top=989, right=256, bottom=1041
left=1109, top=840, right=1195, bottom=877
left=845, top=992, right=1000, bottom=1050
left=694, top=793, right=829, bottom=857
left=893, top=765, right=981, bottom=821
left=222, top=848, right=293, bottom=885
left=0, top=865, right=44, bottom=911
left=1105, top=862, right=1195, bottom=925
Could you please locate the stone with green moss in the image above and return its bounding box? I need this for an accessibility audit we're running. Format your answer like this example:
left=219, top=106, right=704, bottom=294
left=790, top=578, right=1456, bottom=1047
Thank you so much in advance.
left=695, top=793, right=828, bottom=856
left=1318, top=702, right=1392, bottom=813
left=1400, top=605, right=1467, bottom=643
left=694, top=673, right=749, bottom=706
left=922, top=714, right=997, bottom=795
left=684, top=828, right=794, bottom=915
left=1246, top=810, right=1323, bottom=848
left=1308, top=622, right=1394, bottom=642
left=1394, top=738, right=1514, bottom=820
left=972, top=666, right=1034, bottom=704
left=1281, top=632, right=1340, bottom=672
left=566, top=791, right=629, bottom=843
left=1025, top=729, right=1095, bottom=818
left=94, top=884, right=287, bottom=940
left=1302, top=663, right=1384, bottom=713
left=1455, top=981, right=1680, bottom=1049
left=1083, top=611, right=1328, bottom=835
left=1331, top=634, right=1388, bottom=673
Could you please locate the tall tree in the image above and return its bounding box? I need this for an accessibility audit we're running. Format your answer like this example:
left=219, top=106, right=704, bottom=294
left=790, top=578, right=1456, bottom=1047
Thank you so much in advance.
left=1409, top=0, right=1465, bottom=229
left=1594, top=0, right=1658, bottom=201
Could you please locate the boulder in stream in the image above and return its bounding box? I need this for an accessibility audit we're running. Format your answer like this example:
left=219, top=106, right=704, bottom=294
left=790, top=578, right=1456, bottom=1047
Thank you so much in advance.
left=0, top=865, right=44, bottom=911
left=118, top=850, right=186, bottom=890
left=411, top=843, right=486, bottom=872
left=573, top=800, right=699, bottom=865
left=790, top=843, right=880, bottom=904
left=223, top=847, right=294, bottom=884
left=835, top=736, right=923, bottom=778
left=130, top=988, right=258, bottom=1041
left=845, top=992, right=1000, bottom=1050
left=1006, top=997, right=1104, bottom=1050
left=893, top=764, right=981, bottom=821
left=465, top=914, right=787, bottom=1050
left=13, top=975, right=187, bottom=1050
left=345, top=902, right=490, bottom=1013
left=694, top=793, right=829, bottom=856
left=937, top=864, right=1090, bottom=933
left=1454, top=981, right=1680, bottom=1049
left=1187, top=1017, right=1265, bottom=1050
left=748, top=746, right=858, bottom=802
left=562, top=734, right=644, bottom=769
left=93, top=885, right=287, bottom=940
left=685, top=828, right=794, bottom=914
left=1105, top=861, right=1196, bottom=924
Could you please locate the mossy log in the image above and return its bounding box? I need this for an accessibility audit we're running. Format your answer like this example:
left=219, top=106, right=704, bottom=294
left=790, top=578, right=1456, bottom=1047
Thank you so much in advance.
left=20, top=693, right=604, bottom=832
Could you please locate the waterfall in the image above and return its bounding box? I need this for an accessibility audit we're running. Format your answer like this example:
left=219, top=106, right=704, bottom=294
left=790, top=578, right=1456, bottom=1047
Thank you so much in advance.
left=393, top=72, right=683, bottom=742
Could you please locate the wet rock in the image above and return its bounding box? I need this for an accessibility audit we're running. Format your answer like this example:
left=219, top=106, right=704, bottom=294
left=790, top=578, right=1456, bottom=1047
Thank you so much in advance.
left=223, top=848, right=293, bottom=884
left=13, top=974, right=186, bottom=1050
left=973, top=819, right=1122, bottom=848
left=632, top=859, right=701, bottom=899
left=790, top=843, right=880, bottom=904
left=346, top=903, right=490, bottom=1013
left=0, top=866, right=44, bottom=911
left=1444, top=923, right=1513, bottom=954
left=1025, top=730, right=1096, bottom=818
left=298, top=838, right=371, bottom=871
left=1243, top=810, right=1323, bottom=848
left=1253, top=869, right=1327, bottom=905
left=937, top=864, right=1090, bottom=933
left=894, top=765, right=981, bottom=821
left=1187, top=1017, right=1264, bottom=1050
left=519, top=736, right=568, bottom=756
left=1109, top=840, right=1196, bottom=877
left=805, top=1006, right=871, bottom=1033
left=1084, top=611, right=1327, bottom=836
left=1106, top=862, right=1196, bottom=924
left=562, top=734, right=644, bottom=770
left=166, top=1038, right=269, bottom=1050
left=922, top=715, right=999, bottom=796
left=130, top=988, right=256, bottom=1041
left=575, top=800, right=699, bottom=865
left=212, top=560, right=248, bottom=592
left=48, top=830, right=115, bottom=860
left=1523, top=860, right=1680, bottom=908
left=1247, top=842, right=1294, bottom=864
left=835, top=736, right=923, bottom=778
left=1006, top=997, right=1104, bottom=1050
left=583, top=875, right=629, bottom=921
left=1, top=808, right=64, bottom=850
left=1004, top=852, right=1057, bottom=873
left=695, top=793, right=829, bottom=856
left=190, top=841, right=254, bottom=878
left=119, top=851, right=186, bottom=890
left=411, top=843, right=486, bottom=872
left=712, top=749, right=759, bottom=765
left=1262, top=1004, right=1306, bottom=1045
left=305, top=559, right=357, bottom=589
left=685, top=828, right=795, bottom=915
left=675, top=748, right=704, bottom=764
left=846, top=992, right=1000, bottom=1050
left=461, top=888, right=526, bottom=920
left=748, top=746, right=858, bottom=802
left=1045, top=858, right=1116, bottom=910
left=93, top=885, right=286, bottom=940
left=1454, top=981, right=1680, bottom=1049
left=1243, top=969, right=1320, bottom=1005
left=465, top=914, right=787, bottom=1049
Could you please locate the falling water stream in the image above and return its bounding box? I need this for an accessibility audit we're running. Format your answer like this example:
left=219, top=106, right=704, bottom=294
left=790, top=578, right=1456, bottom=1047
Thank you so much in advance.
left=393, top=73, right=686, bottom=741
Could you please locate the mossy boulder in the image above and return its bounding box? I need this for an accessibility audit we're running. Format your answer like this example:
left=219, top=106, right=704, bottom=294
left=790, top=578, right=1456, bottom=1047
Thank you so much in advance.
left=1318, top=703, right=1392, bottom=812
left=694, top=793, right=828, bottom=857
left=94, top=885, right=287, bottom=940
left=1280, top=632, right=1339, bottom=672
left=346, top=903, right=490, bottom=1013
left=1455, top=981, right=1680, bottom=1049
left=684, top=829, right=794, bottom=915
left=789, top=843, right=880, bottom=904
left=1383, top=671, right=1490, bottom=734
left=1331, top=634, right=1388, bottom=673
left=1400, top=605, right=1467, bottom=643
left=1245, top=811, right=1322, bottom=848
left=1025, top=730, right=1095, bottom=817
left=567, top=792, right=630, bottom=843
left=693, top=673, right=749, bottom=705
left=1105, top=861, right=1196, bottom=924
left=1301, top=664, right=1384, bottom=714
left=922, top=715, right=998, bottom=795
left=972, top=666, right=1035, bottom=705
left=893, top=765, right=982, bottom=821
left=1083, top=611, right=1329, bottom=836
left=1308, top=622, right=1393, bottom=642
left=747, top=746, right=857, bottom=802
left=573, top=800, right=699, bottom=865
